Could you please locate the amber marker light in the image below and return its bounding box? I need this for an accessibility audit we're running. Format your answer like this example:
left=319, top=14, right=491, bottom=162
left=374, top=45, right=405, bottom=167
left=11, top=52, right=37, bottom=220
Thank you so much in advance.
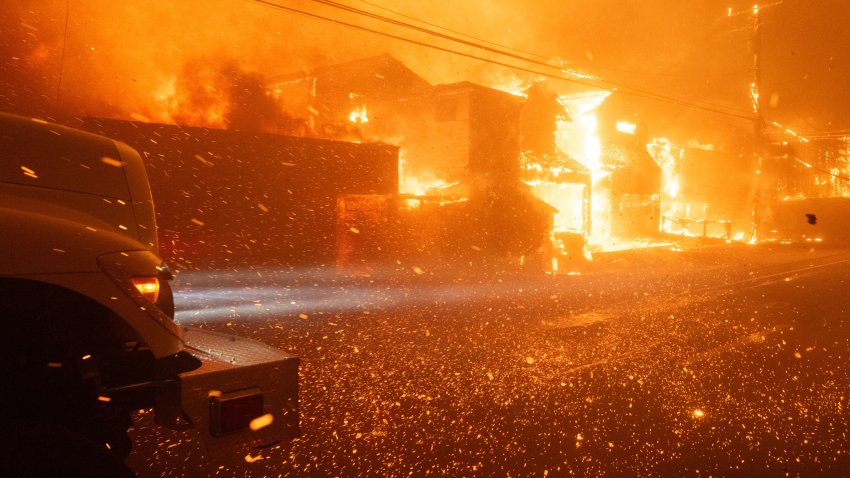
left=131, top=276, right=160, bottom=303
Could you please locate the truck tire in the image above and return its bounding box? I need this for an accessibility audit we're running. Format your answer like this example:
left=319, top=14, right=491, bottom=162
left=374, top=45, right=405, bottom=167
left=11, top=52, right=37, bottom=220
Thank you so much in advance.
left=0, top=279, right=137, bottom=472
left=0, top=421, right=136, bottom=478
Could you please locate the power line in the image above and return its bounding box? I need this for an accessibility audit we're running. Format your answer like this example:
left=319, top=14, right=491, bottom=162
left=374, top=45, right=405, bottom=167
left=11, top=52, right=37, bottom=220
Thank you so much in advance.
left=310, top=0, right=755, bottom=118
left=352, top=0, right=553, bottom=62
left=247, top=0, right=755, bottom=120
left=790, top=156, right=850, bottom=182
left=56, top=0, right=71, bottom=107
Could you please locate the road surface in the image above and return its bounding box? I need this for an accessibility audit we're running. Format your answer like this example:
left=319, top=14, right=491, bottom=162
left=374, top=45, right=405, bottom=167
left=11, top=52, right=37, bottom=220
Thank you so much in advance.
left=129, top=243, right=850, bottom=477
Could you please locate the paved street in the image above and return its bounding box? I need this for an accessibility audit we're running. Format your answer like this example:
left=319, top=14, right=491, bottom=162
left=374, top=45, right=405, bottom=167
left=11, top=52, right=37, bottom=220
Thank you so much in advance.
left=130, top=244, right=850, bottom=477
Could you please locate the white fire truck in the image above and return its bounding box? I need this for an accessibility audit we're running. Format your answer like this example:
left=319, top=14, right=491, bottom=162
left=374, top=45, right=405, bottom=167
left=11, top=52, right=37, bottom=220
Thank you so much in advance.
left=0, top=112, right=299, bottom=475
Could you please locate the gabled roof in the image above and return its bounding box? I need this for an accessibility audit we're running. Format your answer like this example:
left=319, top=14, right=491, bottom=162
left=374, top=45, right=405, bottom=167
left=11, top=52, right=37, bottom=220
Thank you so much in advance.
left=268, top=54, right=431, bottom=92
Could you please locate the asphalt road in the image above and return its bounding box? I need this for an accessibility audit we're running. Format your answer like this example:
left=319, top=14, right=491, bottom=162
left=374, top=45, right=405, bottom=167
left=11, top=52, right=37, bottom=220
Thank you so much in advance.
left=129, top=243, right=850, bottom=477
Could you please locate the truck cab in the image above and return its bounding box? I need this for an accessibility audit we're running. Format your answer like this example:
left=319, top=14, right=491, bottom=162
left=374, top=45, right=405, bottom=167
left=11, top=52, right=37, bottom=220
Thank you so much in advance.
left=0, top=113, right=299, bottom=475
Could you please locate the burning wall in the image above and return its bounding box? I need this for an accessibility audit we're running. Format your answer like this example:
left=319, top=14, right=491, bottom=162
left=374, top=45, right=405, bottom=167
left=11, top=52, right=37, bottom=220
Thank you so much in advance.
left=759, top=136, right=850, bottom=243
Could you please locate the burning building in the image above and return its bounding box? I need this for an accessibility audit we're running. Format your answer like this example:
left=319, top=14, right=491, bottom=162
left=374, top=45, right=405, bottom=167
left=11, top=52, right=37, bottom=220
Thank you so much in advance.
left=595, top=93, right=662, bottom=240
left=519, top=82, right=591, bottom=268
left=649, top=139, right=755, bottom=241
left=267, top=54, right=431, bottom=143
left=392, top=81, right=555, bottom=269
left=270, top=55, right=555, bottom=272
left=545, top=90, right=663, bottom=252
left=759, top=135, right=850, bottom=243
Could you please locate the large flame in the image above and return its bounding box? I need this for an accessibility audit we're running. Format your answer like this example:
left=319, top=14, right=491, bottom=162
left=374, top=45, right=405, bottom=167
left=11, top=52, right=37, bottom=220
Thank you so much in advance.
left=398, top=153, right=453, bottom=196
left=349, top=106, right=369, bottom=124
left=557, top=91, right=612, bottom=246
left=648, top=138, right=680, bottom=199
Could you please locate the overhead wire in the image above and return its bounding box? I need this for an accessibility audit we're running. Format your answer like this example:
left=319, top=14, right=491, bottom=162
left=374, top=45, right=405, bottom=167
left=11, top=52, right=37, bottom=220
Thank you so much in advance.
left=352, top=0, right=553, bottom=62
left=790, top=156, right=850, bottom=182
left=309, top=0, right=755, bottom=118
left=246, top=0, right=755, bottom=120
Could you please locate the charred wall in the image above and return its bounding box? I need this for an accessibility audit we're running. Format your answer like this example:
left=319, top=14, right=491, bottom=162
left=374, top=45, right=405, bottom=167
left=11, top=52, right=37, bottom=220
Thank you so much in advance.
left=85, top=118, right=398, bottom=270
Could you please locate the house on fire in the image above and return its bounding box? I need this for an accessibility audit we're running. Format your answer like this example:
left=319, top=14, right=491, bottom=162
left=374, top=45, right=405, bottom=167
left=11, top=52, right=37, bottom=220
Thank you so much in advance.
left=759, top=136, right=850, bottom=243
left=269, top=55, right=557, bottom=270
left=267, top=54, right=431, bottom=143
left=595, top=93, right=662, bottom=239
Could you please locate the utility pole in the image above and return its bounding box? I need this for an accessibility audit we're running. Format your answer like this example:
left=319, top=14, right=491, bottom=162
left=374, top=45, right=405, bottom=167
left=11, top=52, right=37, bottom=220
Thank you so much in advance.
left=56, top=0, right=71, bottom=108
left=749, top=3, right=765, bottom=243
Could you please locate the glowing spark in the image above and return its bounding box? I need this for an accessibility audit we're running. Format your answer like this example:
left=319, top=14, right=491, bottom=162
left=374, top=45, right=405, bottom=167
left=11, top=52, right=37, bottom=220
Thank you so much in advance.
left=692, top=409, right=705, bottom=418
left=194, top=154, right=215, bottom=167
left=249, top=413, right=274, bottom=431
left=771, top=121, right=810, bottom=143
left=20, top=166, right=37, bottom=179
left=100, top=157, right=123, bottom=168
left=244, top=453, right=263, bottom=463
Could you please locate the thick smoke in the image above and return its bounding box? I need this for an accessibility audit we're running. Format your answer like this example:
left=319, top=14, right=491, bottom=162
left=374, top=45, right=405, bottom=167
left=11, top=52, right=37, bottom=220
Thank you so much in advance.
left=0, top=0, right=847, bottom=139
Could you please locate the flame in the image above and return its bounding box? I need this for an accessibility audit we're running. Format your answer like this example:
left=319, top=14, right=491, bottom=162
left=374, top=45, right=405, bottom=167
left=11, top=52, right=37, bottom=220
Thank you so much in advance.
left=648, top=138, right=680, bottom=199
left=398, top=154, right=451, bottom=196
left=648, top=137, right=740, bottom=241
left=749, top=82, right=760, bottom=114
left=349, top=105, right=369, bottom=124
left=489, top=74, right=532, bottom=98
left=133, top=65, right=236, bottom=128
left=616, top=120, right=637, bottom=135
left=557, top=91, right=612, bottom=246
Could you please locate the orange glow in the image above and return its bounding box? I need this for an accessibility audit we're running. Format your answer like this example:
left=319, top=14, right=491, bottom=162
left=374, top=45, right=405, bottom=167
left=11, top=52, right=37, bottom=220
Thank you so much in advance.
left=143, top=72, right=229, bottom=128
left=131, top=276, right=161, bottom=303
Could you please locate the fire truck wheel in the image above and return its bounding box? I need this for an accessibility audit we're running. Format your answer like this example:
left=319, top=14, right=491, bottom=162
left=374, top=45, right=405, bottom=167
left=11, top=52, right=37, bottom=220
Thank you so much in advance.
left=0, top=421, right=136, bottom=478
left=0, top=279, right=137, bottom=469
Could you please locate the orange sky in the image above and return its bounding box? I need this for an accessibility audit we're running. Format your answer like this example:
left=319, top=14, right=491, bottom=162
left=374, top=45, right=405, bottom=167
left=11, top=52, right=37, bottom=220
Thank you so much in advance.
left=1, top=0, right=847, bottom=143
